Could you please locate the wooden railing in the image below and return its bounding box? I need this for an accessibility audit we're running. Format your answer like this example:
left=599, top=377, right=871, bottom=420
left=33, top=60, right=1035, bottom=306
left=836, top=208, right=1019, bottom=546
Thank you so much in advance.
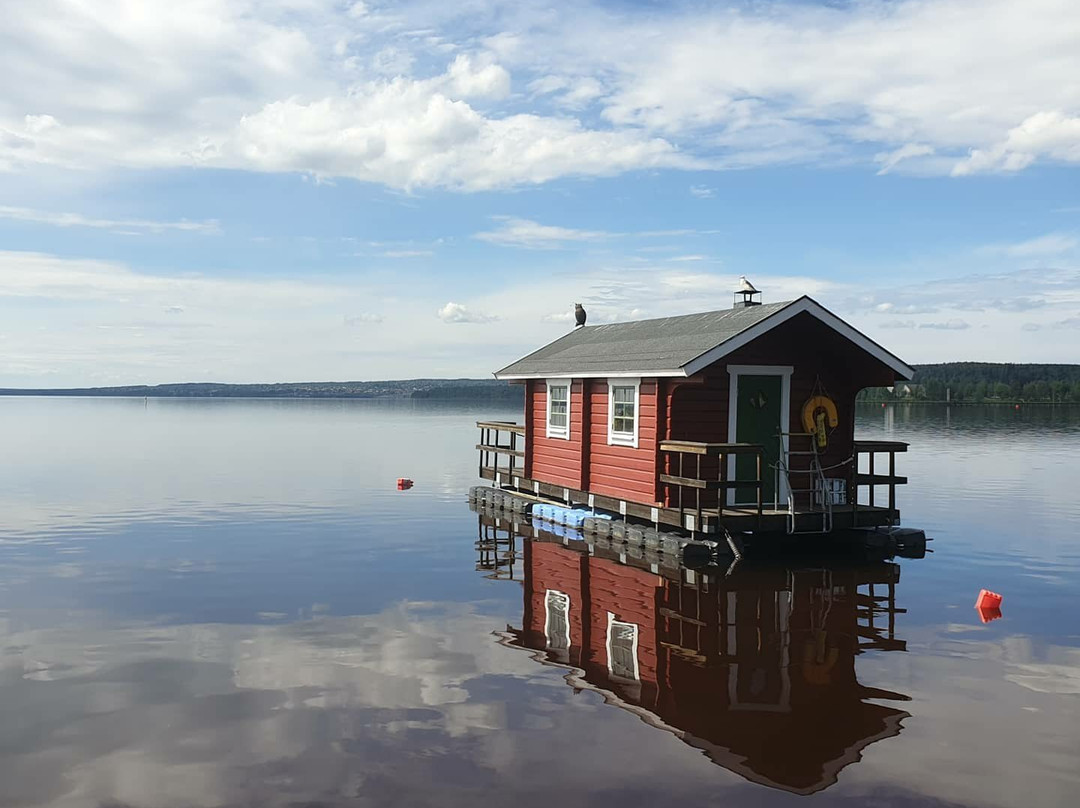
left=659, top=441, right=765, bottom=531
left=477, top=421, right=525, bottom=483
left=852, top=440, right=908, bottom=521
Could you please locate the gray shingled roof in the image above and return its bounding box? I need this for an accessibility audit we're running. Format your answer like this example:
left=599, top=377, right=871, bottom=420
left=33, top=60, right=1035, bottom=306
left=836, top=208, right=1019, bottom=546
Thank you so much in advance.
left=495, top=300, right=796, bottom=378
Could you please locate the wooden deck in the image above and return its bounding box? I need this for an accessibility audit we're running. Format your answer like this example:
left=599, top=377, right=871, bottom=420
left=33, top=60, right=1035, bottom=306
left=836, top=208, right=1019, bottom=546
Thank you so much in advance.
left=477, top=421, right=907, bottom=536
left=479, top=466, right=901, bottom=535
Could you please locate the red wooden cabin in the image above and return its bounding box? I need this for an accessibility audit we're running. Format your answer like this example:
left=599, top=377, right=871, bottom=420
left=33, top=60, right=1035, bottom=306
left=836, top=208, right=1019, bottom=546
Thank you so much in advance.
left=477, top=295, right=913, bottom=536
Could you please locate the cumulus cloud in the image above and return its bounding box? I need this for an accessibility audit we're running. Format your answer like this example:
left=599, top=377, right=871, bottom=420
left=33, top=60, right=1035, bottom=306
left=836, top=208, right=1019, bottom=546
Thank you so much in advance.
left=689, top=185, right=715, bottom=199
left=952, top=111, right=1080, bottom=176
left=2, top=0, right=1078, bottom=187
left=437, top=302, right=498, bottom=323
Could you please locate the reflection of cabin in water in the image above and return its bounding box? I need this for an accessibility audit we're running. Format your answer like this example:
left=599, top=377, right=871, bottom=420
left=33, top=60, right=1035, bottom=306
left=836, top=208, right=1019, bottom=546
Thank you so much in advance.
left=479, top=516, right=910, bottom=795
left=478, top=294, right=914, bottom=536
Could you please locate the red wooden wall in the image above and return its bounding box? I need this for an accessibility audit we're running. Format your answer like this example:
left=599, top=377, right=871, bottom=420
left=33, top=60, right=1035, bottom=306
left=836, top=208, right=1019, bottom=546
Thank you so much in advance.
left=524, top=542, right=588, bottom=666
left=587, top=380, right=659, bottom=503
left=527, top=379, right=585, bottom=489
left=525, top=378, right=663, bottom=504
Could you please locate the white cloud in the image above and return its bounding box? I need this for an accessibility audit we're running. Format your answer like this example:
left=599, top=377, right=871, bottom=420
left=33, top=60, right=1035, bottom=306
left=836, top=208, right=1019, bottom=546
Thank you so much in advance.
left=980, top=232, right=1079, bottom=258
left=875, top=143, right=935, bottom=175
left=2, top=0, right=1078, bottom=188
left=952, top=111, right=1080, bottom=176
left=2, top=248, right=1079, bottom=386
left=689, top=185, right=715, bottom=198
left=443, top=53, right=511, bottom=100
left=381, top=249, right=434, bottom=258
left=437, top=302, right=498, bottom=324
left=0, top=205, right=219, bottom=234
left=474, top=217, right=611, bottom=249
left=919, top=320, right=970, bottom=330
left=222, top=80, right=687, bottom=189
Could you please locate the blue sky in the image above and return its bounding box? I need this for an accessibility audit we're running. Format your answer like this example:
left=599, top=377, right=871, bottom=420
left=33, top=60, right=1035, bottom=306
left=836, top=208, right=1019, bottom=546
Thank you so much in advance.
left=1, top=0, right=1078, bottom=386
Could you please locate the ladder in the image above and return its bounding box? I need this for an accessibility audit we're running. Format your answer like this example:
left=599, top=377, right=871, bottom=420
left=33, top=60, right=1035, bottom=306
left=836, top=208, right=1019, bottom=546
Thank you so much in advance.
left=776, top=431, right=833, bottom=535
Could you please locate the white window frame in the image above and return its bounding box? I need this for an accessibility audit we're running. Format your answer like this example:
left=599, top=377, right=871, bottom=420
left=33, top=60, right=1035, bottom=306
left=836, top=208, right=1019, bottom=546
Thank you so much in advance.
left=545, top=379, right=572, bottom=440
left=607, top=378, right=640, bottom=448
left=606, top=612, right=640, bottom=682
left=545, top=590, right=572, bottom=658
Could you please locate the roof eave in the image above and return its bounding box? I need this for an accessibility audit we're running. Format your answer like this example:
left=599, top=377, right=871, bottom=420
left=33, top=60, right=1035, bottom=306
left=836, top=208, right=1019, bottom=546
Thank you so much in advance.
left=493, top=369, right=689, bottom=381
left=680, top=296, right=915, bottom=380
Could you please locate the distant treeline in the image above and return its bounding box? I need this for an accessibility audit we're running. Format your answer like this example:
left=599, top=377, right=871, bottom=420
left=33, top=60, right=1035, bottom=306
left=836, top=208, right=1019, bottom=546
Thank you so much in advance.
left=0, top=378, right=524, bottom=401
left=859, top=363, right=1080, bottom=403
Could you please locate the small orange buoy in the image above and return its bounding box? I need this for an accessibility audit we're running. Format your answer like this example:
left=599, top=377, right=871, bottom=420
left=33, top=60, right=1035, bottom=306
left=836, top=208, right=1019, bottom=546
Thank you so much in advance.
left=977, top=605, right=1003, bottom=623
left=396, top=478, right=414, bottom=490
left=975, top=588, right=1002, bottom=609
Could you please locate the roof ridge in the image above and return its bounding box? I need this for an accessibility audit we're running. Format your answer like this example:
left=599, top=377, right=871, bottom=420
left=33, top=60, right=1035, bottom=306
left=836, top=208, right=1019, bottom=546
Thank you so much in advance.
left=578, top=299, right=795, bottom=330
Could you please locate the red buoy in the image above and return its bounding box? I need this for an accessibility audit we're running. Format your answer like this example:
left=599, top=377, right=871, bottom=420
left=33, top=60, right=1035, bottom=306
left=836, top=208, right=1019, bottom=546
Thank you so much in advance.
left=975, top=588, right=1002, bottom=609
left=977, top=605, right=1003, bottom=623
left=396, top=478, right=414, bottom=490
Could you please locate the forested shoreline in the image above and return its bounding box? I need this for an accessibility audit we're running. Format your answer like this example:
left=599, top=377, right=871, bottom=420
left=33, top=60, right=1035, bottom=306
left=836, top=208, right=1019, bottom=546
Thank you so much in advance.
left=859, top=363, right=1080, bottom=403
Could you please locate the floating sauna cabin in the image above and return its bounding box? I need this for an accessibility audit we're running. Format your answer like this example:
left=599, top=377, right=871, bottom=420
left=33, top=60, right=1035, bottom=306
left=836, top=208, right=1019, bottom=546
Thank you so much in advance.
left=476, top=294, right=913, bottom=536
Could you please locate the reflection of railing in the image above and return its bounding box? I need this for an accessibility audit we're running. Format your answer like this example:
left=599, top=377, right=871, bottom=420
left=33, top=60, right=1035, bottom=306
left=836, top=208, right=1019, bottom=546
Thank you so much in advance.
left=476, top=421, right=525, bottom=483
left=475, top=513, right=520, bottom=581
left=659, top=441, right=764, bottom=531
left=852, top=441, right=908, bottom=526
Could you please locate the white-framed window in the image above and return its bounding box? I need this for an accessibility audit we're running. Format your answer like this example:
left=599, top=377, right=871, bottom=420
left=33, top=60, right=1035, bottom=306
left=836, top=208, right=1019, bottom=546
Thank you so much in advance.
left=607, top=378, right=640, bottom=447
left=545, top=379, right=571, bottom=439
left=545, top=590, right=571, bottom=662
left=606, top=612, right=640, bottom=681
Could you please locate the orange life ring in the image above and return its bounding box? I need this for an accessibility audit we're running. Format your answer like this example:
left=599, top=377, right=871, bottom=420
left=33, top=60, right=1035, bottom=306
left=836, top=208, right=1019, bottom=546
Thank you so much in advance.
left=801, top=395, right=838, bottom=449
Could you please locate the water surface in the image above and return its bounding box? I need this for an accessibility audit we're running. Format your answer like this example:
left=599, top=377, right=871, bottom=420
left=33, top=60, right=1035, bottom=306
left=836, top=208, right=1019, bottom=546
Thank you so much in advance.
left=0, top=398, right=1077, bottom=807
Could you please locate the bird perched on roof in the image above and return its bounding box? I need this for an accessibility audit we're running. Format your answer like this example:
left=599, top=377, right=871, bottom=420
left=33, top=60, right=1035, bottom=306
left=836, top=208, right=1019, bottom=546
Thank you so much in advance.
left=574, top=303, right=587, bottom=327
left=738, top=275, right=759, bottom=294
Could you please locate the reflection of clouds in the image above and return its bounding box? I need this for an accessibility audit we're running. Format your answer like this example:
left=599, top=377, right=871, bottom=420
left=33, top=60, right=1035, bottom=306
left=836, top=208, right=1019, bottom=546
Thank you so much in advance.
left=0, top=599, right=1078, bottom=806
left=846, top=628, right=1080, bottom=808
left=0, top=603, right=538, bottom=807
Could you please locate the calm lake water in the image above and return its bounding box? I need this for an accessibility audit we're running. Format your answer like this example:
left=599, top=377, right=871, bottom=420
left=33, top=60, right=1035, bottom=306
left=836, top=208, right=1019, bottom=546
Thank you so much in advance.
left=0, top=397, right=1078, bottom=807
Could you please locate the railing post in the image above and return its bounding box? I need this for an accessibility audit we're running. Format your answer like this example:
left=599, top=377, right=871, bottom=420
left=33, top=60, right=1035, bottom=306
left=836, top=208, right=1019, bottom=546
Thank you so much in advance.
left=869, top=451, right=876, bottom=508
left=888, top=449, right=896, bottom=513
left=756, top=449, right=763, bottom=522
left=851, top=447, right=859, bottom=526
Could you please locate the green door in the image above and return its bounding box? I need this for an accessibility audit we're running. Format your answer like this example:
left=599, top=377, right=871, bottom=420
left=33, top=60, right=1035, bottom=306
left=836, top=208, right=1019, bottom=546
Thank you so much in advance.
left=734, top=375, right=783, bottom=505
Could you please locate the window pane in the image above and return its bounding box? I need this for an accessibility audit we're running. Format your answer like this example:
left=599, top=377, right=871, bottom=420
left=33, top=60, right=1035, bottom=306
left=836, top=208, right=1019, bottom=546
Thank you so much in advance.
left=611, top=385, right=636, bottom=436
left=609, top=621, right=638, bottom=680
left=548, top=384, right=569, bottom=433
